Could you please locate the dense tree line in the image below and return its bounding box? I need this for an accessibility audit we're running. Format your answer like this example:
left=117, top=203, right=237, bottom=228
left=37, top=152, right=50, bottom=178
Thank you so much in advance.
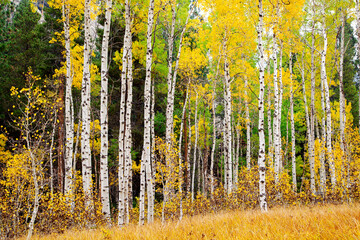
left=1, top=0, right=360, bottom=238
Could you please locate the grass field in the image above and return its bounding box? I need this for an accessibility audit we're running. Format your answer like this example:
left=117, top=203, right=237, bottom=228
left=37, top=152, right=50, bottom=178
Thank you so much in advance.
left=23, top=203, right=360, bottom=240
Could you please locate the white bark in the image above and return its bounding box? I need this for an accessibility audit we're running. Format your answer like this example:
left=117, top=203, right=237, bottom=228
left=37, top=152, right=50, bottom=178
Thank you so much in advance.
left=339, top=12, right=346, bottom=153
left=257, top=0, right=267, bottom=212
left=187, top=94, right=192, bottom=194
left=125, top=36, right=133, bottom=224
left=301, top=53, right=313, bottom=192
left=245, top=77, right=251, bottom=170
left=320, top=18, right=327, bottom=194
left=63, top=2, right=74, bottom=198
left=191, top=91, right=199, bottom=201
left=277, top=43, right=283, bottom=173
left=178, top=83, right=189, bottom=220
left=81, top=0, right=93, bottom=210
left=139, top=0, right=155, bottom=225
left=272, top=36, right=280, bottom=182
left=267, top=63, right=273, bottom=166
left=100, top=0, right=112, bottom=222
left=289, top=53, right=296, bottom=191
left=224, top=55, right=232, bottom=194
left=210, top=81, right=216, bottom=197
left=321, top=11, right=336, bottom=187
left=165, top=2, right=195, bottom=146
left=309, top=16, right=316, bottom=194
left=119, top=0, right=132, bottom=226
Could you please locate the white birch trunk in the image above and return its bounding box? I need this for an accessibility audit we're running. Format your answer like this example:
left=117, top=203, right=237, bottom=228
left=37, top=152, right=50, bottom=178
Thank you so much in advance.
left=224, top=55, right=232, bottom=194
left=277, top=43, right=283, bottom=174
left=210, top=81, right=216, bottom=197
left=245, top=77, right=251, bottom=170
left=187, top=95, right=192, bottom=194
left=81, top=0, right=93, bottom=210
left=339, top=12, right=346, bottom=153
left=178, top=83, right=189, bottom=220
left=118, top=0, right=131, bottom=226
left=301, top=53, right=313, bottom=192
left=289, top=52, right=296, bottom=191
left=320, top=20, right=327, bottom=194
left=100, top=0, right=112, bottom=222
left=257, top=0, right=267, bottom=212
left=267, top=63, right=273, bottom=166
left=124, top=5, right=134, bottom=225
left=191, top=91, right=199, bottom=201
left=309, top=17, right=316, bottom=194
left=235, top=125, right=240, bottom=185
left=63, top=2, right=74, bottom=198
left=272, top=36, right=280, bottom=182
left=139, top=0, right=155, bottom=225
left=321, top=12, right=336, bottom=187
left=150, top=79, right=155, bottom=222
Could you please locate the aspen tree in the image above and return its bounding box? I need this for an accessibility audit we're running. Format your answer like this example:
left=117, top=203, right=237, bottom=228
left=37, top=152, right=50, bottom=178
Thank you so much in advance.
left=257, top=0, right=267, bottom=212
left=81, top=0, right=93, bottom=209
left=300, top=53, right=313, bottom=192
left=191, top=90, right=199, bottom=201
left=289, top=52, right=296, bottom=191
left=309, top=7, right=316, bottom=194
left=321, top=4, right=336, bottom=186
left=245, top=76, right=251, bottom=170
left=272, top=35, right=280, bottom=182
left=339, top=11, right=346, bottom=153
left=224, top=54, right=232, bottom=194
left=165, top=1, right=195, bottom=202
left=210, top=80, right=216, bottom=197
left=119, top=0, right=132, bottom=226
left=139, top=0, right=155, bottom=225
left=100, top=0, right=112, bottom=222
left=63, top=0, right=74, bottom=198
left=177, top=82, right=189, bottom=220
left=187, top=93, right=192, bottom=194
left=267, top=63, right=273, bottom=165
left=277, top=42, right=283, bottom=173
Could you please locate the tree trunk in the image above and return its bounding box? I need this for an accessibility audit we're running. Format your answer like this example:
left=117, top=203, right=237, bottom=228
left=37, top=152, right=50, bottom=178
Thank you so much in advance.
left=165, top=3, right=195, bottom=200
left=257, top=0, right=267, bottom=212
left=267, top=63, right=273, bottom=166
left=339, top=12, right=346, bottom=153
left=289, top=52, right=296, bottom=192
left=191, top=91, right=199, bottom=201
left=58, top=75, right=65, bottom=193
left=100, top=0, right=112, bottom=222
left=177, top=83, right=189, bottom=220
left=187, top=95, right=192, bottom=194
left=139, top=0, right=155, bottom=225
left=210, top=81, right=216, bottom=197
left=63, top=2, right=74, bottom=199
left=273, top=35, right=280, bottom=182
left=224, top=55, right=232, bottom=194
left=245, top=77, right=251, bottom=170
left=81, top=0, right=93, bottom=210
left=277, top=42, right=283, bottom=174
left=321, top=9, right=335, bottom=187
left=320, top=52, right=326, bottom=195
left=309, top=16, right=316, bottom=194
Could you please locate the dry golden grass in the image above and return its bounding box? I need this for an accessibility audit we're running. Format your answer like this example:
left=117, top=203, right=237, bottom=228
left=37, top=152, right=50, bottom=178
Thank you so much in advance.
left=24, top=203, right=360, bottom=240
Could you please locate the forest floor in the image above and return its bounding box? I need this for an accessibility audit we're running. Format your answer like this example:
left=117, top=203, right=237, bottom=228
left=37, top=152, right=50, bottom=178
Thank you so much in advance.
left=22, top=202, right=360, bottom=240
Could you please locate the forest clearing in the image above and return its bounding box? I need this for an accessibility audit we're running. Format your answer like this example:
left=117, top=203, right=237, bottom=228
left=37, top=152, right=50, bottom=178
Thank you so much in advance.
left=19, top=203, right=360, bottom=240
left=2, top=0, right=360, bottom=239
